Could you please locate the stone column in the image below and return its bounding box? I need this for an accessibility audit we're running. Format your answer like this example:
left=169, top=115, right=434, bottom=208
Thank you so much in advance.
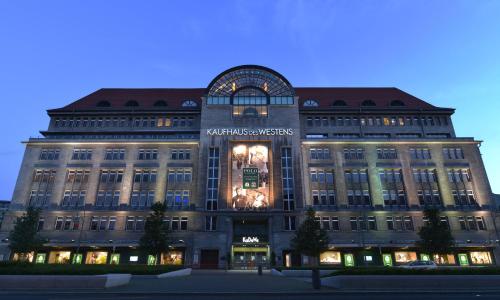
left=400, top=145, right=419, bottom=207
left=333, top=145, right=348, bottom=207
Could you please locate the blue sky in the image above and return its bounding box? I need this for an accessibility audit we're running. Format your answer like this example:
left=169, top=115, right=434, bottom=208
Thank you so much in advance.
left=0, top=0, right=499, bottom=199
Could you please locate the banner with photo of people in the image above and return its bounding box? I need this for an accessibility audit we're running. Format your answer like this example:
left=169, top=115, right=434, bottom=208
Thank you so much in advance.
left=231, top=144, right=270, bottom=210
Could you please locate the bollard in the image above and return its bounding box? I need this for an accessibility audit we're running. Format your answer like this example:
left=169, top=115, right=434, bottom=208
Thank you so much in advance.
left=258, top=265, right=263, bottom=275
left=312, top=268, right=321, bottom=290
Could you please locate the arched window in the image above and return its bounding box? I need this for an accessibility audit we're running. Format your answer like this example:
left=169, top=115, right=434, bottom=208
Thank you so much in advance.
left=182, top=100, right=198, bottom=107
left=154, top=100, right=167, bottom=107
left=303, top=99, right=319, bottom=107
left=361, top=100, right=376, bottom=107
left=332, top=100, right=347, bottom=106
left=96, top=100, right=111, bottom=108
left=390, top=100, right=405, bottom=106
left=125, top=100, right=139, bottom=107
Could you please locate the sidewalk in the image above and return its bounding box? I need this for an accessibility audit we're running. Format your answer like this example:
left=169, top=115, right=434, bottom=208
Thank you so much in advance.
left=113, top=269, right=320, bottom=293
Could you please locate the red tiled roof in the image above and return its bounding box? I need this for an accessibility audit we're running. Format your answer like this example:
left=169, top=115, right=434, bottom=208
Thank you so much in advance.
left=49, top=88, right=205, bottom=112
left=295, top=87, right=440, bottom=110
left=49, top=87, right=449, bottom=112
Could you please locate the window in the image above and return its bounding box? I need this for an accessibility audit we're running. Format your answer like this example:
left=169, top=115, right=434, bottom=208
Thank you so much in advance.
left=206, top=147, right=219, bottom=211
left=182, top=100, right=198, bottom=107
left=96, top=100, right=111, bottom=107
left=361, top=100, right=376, bottom=106
left=205, top=216, right=217, bottom=231
left=390, top=100, right=405, bottom=106
left=100, top=170, right=124, bottom=184
left=309, top=148, right=330, bottom=160
left=409, top=148, right=431, bottom=160
left=281, top=147, right=295, bottom=211
left=138, top=149, right=158, bottom=160
left=105, top=149, right=125, bottom=160
left=387, top=216, right=413, bottom=231
left=54, top=217, right=63, bottom=230
left=458, top=216, right=486, bottom=231
left=130, top=191, right=155, bottom=209
left=442, top=147, right=465, bottom=160
left=377, top=148, right=398, bottom=159
left=284, top=216, right=296, bottom=231
left=167, top=168, right=192, bottom=183
left=344, top=148, right=364, bottom=160
left=37, top=217, right=45, bottom=231
left=165, top=190, right=190, bottom=209
left=72, top=149, right=92, bottom=160
left=125, top=100, right=139, bottom=107
left=331, top=217, right=340, bottom=231
left=133, top=169, right=157, bottom=183
left=171, top=149, right=191, bottom=160
left=303, top=100, right=319, bottom=107
left=39, top=149, right=60, bottom=160
left=61, top=190, right=86, bottom=208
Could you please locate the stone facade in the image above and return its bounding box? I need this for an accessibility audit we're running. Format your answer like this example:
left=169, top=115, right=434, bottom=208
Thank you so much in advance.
left=0, top=65, right=497, bottom=268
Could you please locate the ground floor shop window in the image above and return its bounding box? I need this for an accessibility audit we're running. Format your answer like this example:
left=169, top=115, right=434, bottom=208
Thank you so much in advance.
left=48, top=251, right=71, bottom=264
left=110, top=253, right=120, bottom=265
left=320, top=251, right=341, bottom=265
left=35, top=253, right=46, bottom=264
left=470, top=251, right=492, bottom=265
left=12, top=252, right=34, bottom=262
left=433, top=254, right=456, bottom=265
left=394, top=251, right=416, bottom=263
left=161, top=251, right=183, bottom=265
left=85, top=251, right=108, bottom=264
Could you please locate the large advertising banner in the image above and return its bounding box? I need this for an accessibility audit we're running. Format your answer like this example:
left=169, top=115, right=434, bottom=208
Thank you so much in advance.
left=231, top=144, right=270, bottom=210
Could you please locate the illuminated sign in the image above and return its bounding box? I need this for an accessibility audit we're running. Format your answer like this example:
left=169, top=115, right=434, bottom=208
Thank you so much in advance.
left=242, top=236, right=260, bottom=243
left=207, top=128, right=293, bottom=136
left=242, top=168, right=259, bottom=189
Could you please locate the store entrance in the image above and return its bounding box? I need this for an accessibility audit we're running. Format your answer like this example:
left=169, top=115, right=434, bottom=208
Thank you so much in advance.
left=232, top=246, right=269, bottom=270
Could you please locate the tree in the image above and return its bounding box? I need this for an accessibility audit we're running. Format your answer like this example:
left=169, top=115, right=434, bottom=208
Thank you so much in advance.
left=8, top=206, right=44, bottom=261
left=417, top=208, right=455, bottom=255
left=139, top=202, right=170, bottom=264
left=291, top=207, right=329, bottom=265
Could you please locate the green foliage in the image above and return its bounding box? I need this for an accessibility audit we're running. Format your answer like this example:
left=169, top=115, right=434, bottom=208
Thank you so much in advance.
left=0, top=262, right=182, bottom=275
left=8, top=206, right=44, bottom=259
left=417, top=208, right=455, bottom=254
left=291, top=207, right=329, bottom=263
left=139, top=202, right=170, bottom=260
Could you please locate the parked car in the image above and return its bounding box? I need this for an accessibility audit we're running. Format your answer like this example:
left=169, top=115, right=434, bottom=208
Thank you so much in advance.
left=398, top=260, right=437, bottom=270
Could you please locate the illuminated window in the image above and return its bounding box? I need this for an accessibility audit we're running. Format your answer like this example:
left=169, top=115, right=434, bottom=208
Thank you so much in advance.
left=470, top=252, right=492, bottom=265
left=394, top=251, right=417, bottom=263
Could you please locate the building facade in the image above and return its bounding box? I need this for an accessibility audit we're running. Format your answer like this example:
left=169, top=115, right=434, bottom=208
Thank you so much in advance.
left=0, top=65, right=497, bottom=267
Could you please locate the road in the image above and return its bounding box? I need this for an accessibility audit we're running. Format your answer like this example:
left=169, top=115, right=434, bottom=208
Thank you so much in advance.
left=0, top=292, right=498, bottom=300
left=1, top=270, right=499, bottom=299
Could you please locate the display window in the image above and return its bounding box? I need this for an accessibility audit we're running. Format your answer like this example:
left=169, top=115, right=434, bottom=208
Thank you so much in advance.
left=231, top=144, right=270, bottom=210
left=35, top=253, right=46, bottom=264
left=48, top=251, right=71, bottom=264
left=85, top=251, right=108, bottom=264
left=320, top=251, right=341, bottom=264
left=110, top=253, right=120, bottom=265
left=433, top=254, right=456, bottom=265
left=161, top=251, right=183, bottom=265
left=394, top=251, right=417, bottom=263
left=12, top=252, right=34, bottom=262
left=470, top=251, right=492, bottom=265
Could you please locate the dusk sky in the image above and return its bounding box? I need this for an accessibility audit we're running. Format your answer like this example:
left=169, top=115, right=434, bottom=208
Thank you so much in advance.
left=0, top=0, right=499, bottom=199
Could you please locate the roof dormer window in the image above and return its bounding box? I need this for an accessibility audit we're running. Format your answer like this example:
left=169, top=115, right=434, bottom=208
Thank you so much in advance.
left=182, top=100, right=198, bottom=107
left=390, top=100, right=405, bottom=106
left=125, top=100, right=139, bottom=107
left=361, top=100, right=376, bottom=107
left=96, top=100, right=111, bottom=107
left=332, top=100, right=347, bottom=106
left=303, top=99, right=319, bottom=107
